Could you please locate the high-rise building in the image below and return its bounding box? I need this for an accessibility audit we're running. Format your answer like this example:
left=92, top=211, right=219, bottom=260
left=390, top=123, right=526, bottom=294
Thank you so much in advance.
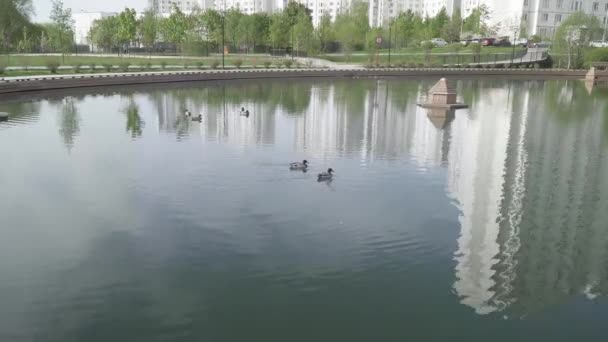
left=279, top=0, right=356, bottom=27
left=462, top=0, right=608, bottom=38
left=369, top=0, right=460, bottom=27
left=214, top=0, right=276, bottom=14
left=148, top=0, right=205, bottom=13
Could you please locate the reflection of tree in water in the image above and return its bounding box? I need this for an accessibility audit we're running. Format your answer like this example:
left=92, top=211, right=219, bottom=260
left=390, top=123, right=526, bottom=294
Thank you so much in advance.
left=0, top=99, right=42, bottom=128
left=147, top=80, right=313, bottom=117
left=58, top=97, right=80, bottom=151
left=123, top=99, right=145, bottom=139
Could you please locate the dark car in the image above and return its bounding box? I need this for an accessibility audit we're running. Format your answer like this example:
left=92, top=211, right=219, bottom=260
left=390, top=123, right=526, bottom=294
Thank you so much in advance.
left=481, top=38, right=496, bottom=46
left=493, top=38, right=512, bottom=47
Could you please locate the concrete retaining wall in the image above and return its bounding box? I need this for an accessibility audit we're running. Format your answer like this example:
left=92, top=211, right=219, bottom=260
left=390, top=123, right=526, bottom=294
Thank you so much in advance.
left=0, top=69, right=593, bottom=95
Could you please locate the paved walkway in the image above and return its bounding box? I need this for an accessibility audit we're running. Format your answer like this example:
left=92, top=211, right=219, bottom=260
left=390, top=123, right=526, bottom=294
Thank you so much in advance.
left=477, top=48, right=549, bottom=66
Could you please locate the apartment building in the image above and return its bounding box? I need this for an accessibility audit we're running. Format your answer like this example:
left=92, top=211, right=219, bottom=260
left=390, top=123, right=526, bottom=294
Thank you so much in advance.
left=280, top=0, right=356, bottom=27
left=463, top=0, right=608, bottom=38
left=369, top=0, right=460, bottom=27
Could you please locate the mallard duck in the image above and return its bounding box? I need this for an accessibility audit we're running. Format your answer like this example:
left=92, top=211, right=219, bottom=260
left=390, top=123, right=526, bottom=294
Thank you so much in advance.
left=290, top=160, right=309, bottom=170
left=317, top=168, right=334, bottom=181
left=191, top=114, right=202, bottom=122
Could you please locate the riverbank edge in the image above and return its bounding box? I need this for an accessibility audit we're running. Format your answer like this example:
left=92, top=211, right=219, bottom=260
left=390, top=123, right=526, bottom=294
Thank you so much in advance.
left=0, top=68, right=595, bottom=95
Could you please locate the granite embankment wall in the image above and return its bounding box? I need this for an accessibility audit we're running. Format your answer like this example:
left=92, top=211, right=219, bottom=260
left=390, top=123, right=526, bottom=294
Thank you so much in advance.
left=0, top=69, right=594, bottom=95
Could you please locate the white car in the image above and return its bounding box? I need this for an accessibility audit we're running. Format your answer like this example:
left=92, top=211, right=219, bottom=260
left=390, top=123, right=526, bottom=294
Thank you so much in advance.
left=590, top=41, right=608, bottom=48
left=430, top=38, right=448, bottom=47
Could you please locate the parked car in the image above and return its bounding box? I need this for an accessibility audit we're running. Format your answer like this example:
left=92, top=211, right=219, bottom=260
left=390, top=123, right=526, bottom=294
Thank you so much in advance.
left=514, top=38, right=529, bottom=47
left=460, top=38, right=481, bottom=46
left=590, top=41, right=608, bottom=48
left=493, top=38, right=512, bottom=47
left=481, top=38, right=496, bottom=46
left=430, top=38, right=448, bottom=47
left=529, top=41, right=552, bottom=48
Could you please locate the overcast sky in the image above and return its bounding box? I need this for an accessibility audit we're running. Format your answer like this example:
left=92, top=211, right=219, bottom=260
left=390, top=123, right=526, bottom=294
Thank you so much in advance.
left=33, top=0, right=148, bottom=22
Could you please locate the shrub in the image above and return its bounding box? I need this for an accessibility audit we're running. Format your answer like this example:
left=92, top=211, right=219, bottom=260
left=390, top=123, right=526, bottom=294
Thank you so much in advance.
left=275, top=60, right=283, bottom=68
left=183, top=62, right=190, bottom=70
left=196, top=61, right=204, bottom=69
left=46, top=61, right=60, bottom=74
left=0, top=64, right=6, bottom=75
left=73, top=63, right=83, bottom=73
left=263, top=60, right=272, bottom=68
left=144, top=62, right=152, bottom=70
left=211, top=60, right=220, bottom=69
left=283, top=59, right=293, bottom=68
left=469, top=43, right=482, bottom=55
left=90, top=63, right=97, bottom=72
left=305, top=60, right=313, bottom=68
left=232, top=58, right=243, bottom=68
left=102, top=63, right=113, bottom=72
left=119, top=62, right=131, bottom=72
left=161, top=61, right=168, bottom=70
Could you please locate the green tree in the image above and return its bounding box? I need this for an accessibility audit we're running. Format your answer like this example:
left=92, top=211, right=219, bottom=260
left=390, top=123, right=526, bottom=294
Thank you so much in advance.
left=89, top=16, right=119, bottom=53
left=554, top=11, right=601, bottom=69
left=159, top=4, right=189, bottom=51
left=117, top=8, right=137, bottom=53
left=0, top=0, right=33, bottom=52
left=251, top=13, right=270, bottom=52
left=316, top=13, right=335, bottom=53
left=49, top=0, right=74, bottom=58
left=269, top=12, right=290, bottom=48
left=293, top=10, right=316, bottom=55
left=430, top=7, right=449, bottom=39
left=199, top=9, right=222, bottom=52
left=17, top=26, right=35, bottom=52
left=224, top=9, right=245, bottom=52
left=442, top=7, right=462, bottom=42
left=334, top=1, right=369, bottom=56
left=463, top=5, right=492, bottom=36
left=138, top=9, right=158, bottom=53
left=393, top=10, right=417, bottom=48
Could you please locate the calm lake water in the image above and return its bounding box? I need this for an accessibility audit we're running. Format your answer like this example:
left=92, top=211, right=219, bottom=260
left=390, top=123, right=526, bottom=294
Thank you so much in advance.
left=1, top=78, right=608, bottom=341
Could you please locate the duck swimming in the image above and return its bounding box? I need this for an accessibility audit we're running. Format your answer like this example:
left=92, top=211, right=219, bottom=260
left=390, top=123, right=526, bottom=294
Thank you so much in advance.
left=191, top=114, right=203, bottom=122
left=184, top=109, right=192, bottom=117
left=290, top=160, right=309, bottom=170
left=317, top=168, right=334, bottom=181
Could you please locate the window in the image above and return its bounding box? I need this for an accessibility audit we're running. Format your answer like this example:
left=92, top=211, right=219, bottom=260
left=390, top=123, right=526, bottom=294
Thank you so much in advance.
left=542, top=13, right=549, bottom=21
left=542, top=0, right=549, bottom=8
left=593, top=2, right=599, bottom=11
left=555, top=14, right=562, bottom=22
left=556, top=0, right=563, bottom=9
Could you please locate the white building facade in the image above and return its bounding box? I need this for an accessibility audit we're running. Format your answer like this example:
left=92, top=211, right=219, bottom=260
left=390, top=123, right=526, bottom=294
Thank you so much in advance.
left=463, top=0, right=608, bottom=38
left=369, top=0, right=461, bottom=27
left=73, top=12, right=117, bottom=48
left=281, top=0, right=356, bottom=27
left=148, top=0, right=202, bottom=13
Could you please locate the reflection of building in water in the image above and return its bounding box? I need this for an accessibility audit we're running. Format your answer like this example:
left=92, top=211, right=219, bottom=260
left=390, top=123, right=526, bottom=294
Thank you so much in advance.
left=449, top=81, right=608, bottom=315
left=293, top=80, right=449, bottom=164
left=204, top=101, right=275, bottom=146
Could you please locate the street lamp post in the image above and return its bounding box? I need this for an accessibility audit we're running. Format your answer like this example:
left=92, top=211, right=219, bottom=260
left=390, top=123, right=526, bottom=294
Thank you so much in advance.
left=222, top=0, right=226, bottom=69
left=603, top=9, right=608, bottom=42
left=388, top=21, right=392, bottom=66
left=511, top=28, right=519, bottom=65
